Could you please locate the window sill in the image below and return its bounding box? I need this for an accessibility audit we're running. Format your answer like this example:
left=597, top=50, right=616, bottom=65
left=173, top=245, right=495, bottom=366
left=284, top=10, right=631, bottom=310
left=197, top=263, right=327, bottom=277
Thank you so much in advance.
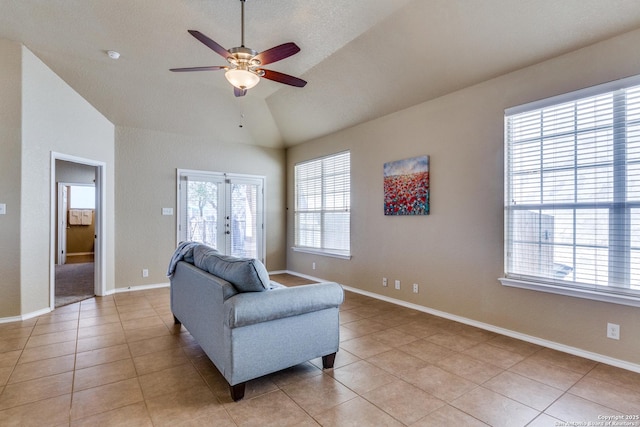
left=291, top=247, right=351, bottom=260
left=499, top=277, right=640, bottom=308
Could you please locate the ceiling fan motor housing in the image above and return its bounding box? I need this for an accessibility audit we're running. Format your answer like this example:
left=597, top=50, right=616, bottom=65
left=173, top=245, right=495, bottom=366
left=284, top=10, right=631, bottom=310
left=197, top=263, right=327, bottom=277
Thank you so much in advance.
left=227, top=47, right=265, bottom=76
left=170, top=0, right=306, bottom=96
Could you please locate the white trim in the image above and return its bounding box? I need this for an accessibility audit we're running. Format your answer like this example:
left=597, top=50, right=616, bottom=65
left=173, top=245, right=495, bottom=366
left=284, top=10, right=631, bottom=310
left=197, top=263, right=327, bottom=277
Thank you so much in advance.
left=50, top=152, right=107, bottom=307
left=0, top=284, right=170, bottom=323
left=283, top=270, right=640, bottom=374
left=0, top=315, right=24, bottom=324
left=21, top=307, right=52, bottom=321
left=175, top=169, right=181, bottom=247
left=110, top=282, right=170, bottom=294
left=0, top=307, right=52, bottom=324
left=499, top=278, right=640, bottom=308
left=292, top=247, right=352, bottom=260
left=66, top=252, right=95, bottom=256
left=280, top=271, right=328, bottom=283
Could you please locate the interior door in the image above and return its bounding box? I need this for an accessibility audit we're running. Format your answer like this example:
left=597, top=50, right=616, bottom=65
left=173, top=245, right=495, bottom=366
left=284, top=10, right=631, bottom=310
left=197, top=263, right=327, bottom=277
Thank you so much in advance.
left=179, top=171, right=264, bottom=261
left=57, top=184, right=68, bottom=265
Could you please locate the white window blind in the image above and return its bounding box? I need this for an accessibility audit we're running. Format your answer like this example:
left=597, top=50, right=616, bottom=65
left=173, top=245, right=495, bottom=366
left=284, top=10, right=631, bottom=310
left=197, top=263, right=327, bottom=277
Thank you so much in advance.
left=294, top=151, right=351, bottom=257
left=503, top=75, right=640, bottom=304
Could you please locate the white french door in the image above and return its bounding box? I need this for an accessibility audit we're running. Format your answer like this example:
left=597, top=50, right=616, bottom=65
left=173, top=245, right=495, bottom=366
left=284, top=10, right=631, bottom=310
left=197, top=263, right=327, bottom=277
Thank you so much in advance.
left=177, top=170, right=265, bottom=262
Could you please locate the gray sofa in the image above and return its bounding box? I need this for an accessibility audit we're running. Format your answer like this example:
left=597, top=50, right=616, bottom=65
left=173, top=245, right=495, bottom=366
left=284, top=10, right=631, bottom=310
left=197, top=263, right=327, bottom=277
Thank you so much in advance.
left=168, top=243, right=344, bottom=401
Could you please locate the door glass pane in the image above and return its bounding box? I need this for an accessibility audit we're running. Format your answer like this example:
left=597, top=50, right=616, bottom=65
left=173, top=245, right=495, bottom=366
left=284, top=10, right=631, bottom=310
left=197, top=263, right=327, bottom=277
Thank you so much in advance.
left=230, top=182, right=259, bottom=258
left=179, top=171, right=264, bottom=261
left=186, top=180, right=219, bottom=248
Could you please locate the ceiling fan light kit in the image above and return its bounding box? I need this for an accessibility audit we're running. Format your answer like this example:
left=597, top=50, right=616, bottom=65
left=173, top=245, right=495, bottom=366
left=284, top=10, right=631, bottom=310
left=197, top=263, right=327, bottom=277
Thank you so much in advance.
left=170, top=0, right=306, bottom=97
left=225, top=69, right=260, bottom=90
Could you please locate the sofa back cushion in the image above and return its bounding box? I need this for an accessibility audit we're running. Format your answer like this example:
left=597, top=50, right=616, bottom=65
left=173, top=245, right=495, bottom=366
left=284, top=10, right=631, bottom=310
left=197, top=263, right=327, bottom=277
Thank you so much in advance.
left=193, top=244, right=270, bottom=292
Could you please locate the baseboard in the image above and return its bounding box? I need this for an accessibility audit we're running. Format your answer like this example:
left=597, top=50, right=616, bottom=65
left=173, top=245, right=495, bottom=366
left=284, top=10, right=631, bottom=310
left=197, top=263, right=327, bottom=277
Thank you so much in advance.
left=0, top=284, right=170, bottom=323
left=0, top=307, right=51, bottom=324
left=67, top=252, right=94, bottom=256
left=0, top=315, right=23, bottom=324
left=281, top=270, right=326, bottom=282
left=5, top=270, right=639, bottom=374
left=284, top=270, right=640, bottom=374
left=109, top=282, right=170, bottom=295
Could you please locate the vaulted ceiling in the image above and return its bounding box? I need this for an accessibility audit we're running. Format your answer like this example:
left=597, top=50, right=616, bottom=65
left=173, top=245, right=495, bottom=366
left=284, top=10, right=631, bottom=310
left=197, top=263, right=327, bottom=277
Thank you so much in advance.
left=2, top=0, right=640, bottom=148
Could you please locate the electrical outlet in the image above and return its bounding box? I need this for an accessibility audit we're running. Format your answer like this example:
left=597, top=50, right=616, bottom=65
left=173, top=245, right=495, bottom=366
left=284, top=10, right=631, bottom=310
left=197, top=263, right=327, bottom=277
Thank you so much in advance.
left=142, top=269, right=149, bottom=278
left=413, top=283, right=419, bottom=293
left=312, top=262, right=316, bottom=270
left=607, top=323, right=620, bottom=340
left=394, top=280, right=400, bottom=290
left=382, top=277, right=388, bottom=287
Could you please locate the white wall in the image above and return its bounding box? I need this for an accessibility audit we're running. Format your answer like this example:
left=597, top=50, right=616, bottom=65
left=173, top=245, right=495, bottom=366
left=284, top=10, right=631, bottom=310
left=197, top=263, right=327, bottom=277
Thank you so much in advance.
left=21, top=46, right=114, bottom=313
left=287, top=29, right=640, bottom=366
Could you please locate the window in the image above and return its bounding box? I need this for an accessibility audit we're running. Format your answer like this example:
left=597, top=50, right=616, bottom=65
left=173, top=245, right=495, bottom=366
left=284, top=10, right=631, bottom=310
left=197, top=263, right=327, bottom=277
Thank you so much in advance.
left=294, top=151, right=351, bottom=258
left=502, top=75, right=640, bottom=306
left=69, top=185, right=95, bottom=209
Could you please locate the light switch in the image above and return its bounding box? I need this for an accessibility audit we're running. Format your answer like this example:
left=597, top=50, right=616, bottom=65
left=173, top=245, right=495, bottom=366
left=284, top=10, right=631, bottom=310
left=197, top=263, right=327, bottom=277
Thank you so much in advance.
left=0, top=204, right=6, bottom=215
left=162, top=207, right=173, bottom=216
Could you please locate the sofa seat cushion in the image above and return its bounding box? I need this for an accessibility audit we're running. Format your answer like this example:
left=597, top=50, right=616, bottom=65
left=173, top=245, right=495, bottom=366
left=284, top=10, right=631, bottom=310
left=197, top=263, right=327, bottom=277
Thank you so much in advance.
left=193, top=244, right=270, bottom=292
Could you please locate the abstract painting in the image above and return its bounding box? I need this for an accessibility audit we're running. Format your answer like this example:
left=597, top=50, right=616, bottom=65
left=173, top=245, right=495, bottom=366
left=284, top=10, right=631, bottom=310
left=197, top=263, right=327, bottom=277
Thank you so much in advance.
left=384, top=155, right=430, bottom=215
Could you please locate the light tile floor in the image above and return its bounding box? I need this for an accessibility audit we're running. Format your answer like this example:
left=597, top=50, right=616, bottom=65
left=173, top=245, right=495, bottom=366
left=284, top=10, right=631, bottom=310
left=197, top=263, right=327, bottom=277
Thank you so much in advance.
left=1, top=274, right=640, bottom=426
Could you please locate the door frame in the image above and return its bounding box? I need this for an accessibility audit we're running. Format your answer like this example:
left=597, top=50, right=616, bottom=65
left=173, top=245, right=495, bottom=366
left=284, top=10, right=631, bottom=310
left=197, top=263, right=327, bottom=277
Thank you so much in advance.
left=176, top=169, right=266, bottom=263
left=50, top=152, right=107, bottom=309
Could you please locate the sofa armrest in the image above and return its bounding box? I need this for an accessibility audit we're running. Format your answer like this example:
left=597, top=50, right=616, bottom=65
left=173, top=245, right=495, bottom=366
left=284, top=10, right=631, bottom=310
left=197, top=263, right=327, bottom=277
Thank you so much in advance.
left=223, top=282, right=344, bottom=328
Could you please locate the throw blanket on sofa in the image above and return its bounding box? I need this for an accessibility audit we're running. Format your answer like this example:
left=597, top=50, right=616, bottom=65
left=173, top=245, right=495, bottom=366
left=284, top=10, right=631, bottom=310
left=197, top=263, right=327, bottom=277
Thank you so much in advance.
left=168, top=242, right=274, bottom=292
left=166, top=241, right=200, bottom=277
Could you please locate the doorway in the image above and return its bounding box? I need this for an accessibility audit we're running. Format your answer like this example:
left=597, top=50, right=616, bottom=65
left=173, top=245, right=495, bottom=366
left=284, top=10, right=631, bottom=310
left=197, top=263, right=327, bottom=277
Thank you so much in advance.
left=56, top=181, right=96, bottom=307
left=177, top=170, right=265, bottom=262
left=50, top=154, right=106, bottom=309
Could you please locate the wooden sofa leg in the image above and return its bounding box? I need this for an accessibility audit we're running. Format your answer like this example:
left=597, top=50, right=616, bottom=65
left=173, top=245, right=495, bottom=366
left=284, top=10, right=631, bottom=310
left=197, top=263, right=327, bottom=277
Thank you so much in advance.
left=230, top=382, right=246, bottom=401
left=322, top=352, right=336, bottom=369
left=173, top=315, right=181, bottom=325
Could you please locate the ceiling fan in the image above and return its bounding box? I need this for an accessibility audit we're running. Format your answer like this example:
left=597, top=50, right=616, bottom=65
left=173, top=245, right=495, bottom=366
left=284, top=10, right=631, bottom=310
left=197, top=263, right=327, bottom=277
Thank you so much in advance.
left=170, top=0, right=306, bottom=97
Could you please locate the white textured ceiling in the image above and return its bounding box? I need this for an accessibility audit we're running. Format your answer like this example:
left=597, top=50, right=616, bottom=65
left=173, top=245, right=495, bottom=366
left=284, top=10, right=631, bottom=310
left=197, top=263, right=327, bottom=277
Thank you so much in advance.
left=2, top=0, right=640, bottom=148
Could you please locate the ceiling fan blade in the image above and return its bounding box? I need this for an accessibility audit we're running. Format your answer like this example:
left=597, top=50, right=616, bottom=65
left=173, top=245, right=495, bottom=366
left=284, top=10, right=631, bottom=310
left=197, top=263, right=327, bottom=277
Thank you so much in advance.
left=254, top=42, right=300, bottom=65
left=188, top=30, right=231, bottom=59
left=170, top=66, right=226, bottom=72
left=234, top=87, right=247, bottom=97
left=260, top=69, right=307, bottom=87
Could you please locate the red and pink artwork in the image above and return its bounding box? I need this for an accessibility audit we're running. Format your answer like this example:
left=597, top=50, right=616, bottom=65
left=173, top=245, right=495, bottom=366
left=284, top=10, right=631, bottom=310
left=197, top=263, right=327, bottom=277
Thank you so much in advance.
left=384, top=155, right=430, bottom=216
